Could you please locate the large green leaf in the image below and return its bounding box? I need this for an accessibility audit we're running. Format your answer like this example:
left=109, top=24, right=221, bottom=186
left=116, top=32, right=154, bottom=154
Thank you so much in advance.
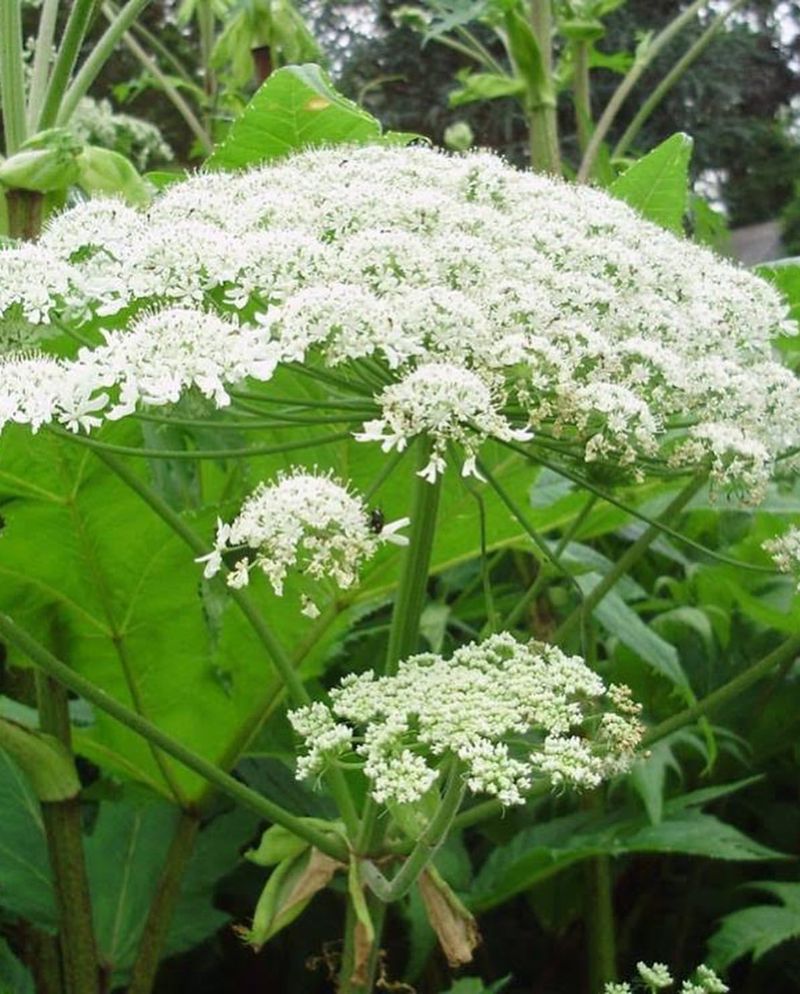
left=84, top=799, right=258, bottom=981
left=468, top=781, right=784, bottom=912
left=206, top=64, right=415, bottom=172
left=609, top=133, right=693, bottom=234
left=708, top=882, right=800, bottom=970
left=0, top=749, right=56, bottom=927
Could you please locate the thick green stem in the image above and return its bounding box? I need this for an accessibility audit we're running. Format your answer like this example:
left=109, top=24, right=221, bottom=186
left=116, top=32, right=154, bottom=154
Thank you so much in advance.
left=0, top=0, right=27, bottom=153
left=5, top=189, right=44, bottom=239
left=613, top=0, right=746, bottom=160
left=364, top=763, right=466, bottom=903
left=585, top=852, right=617, bottom=988
left=553, top=475, right=705, bottom=644
left=0, top=613, right=348, bottom=862
left=527, top=0, right=560, bottom=174
left=36, top=672, right=99, bottom=994
left=127, top=812, right=200, bottom=994
left=384, top=440, right=442, bottom=675
left=58, top=0, right=154, bottom=124
left=577, top=0, right=709, bottom=182
left=27, top=0, right=60, bottom=131
left=37, top=0, right=98, bottom=131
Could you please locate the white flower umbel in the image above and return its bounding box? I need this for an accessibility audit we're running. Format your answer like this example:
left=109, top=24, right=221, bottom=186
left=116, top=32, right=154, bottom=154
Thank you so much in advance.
left=603, top=965, right=728, bottom=994
left=355, top=363, right=532, bottom=481
left=763, top=526, right=800, bottom=591
left=197, top=470, right=408, bottom=614
left=2, top=144, right=798, bottom=499
left=637, top=962, right=674, bottom=990
left=289, top=632, right=643, bottom=806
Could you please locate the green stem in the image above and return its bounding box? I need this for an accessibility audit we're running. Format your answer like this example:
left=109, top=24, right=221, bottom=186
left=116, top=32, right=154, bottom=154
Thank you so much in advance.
left=585, top=852, right=617, bottom=987
left=58, top=0, right=154, bottom=124
left=642, top=633, right=800, bottom=746
left=36, top=672, right=99, bottom=994
left=553, top=475, right=705, bottom=644
left=26, top=0, right=60, bottom=131
left=613, top=0, right=747, bottom=159
left=573, top=40, right=593, bottom=157
left=50, top=425, right=351, bottom=460
left=0, top=0, right=27, bottom=154
left=5, top=189, right=44, bottom=240
left=527, top=0, right=560, bottom=174
left=127, top=812, right=200, bottom=994
left=21, top=926, right=63, bottom=994
left=0, top=613, right=349, bottom=862
left=577, top=0, right=709, bottom=182
left=362, top=762, right=466, bottom=903
left=37, top=0, right=97, bottom=131
left=109, top=10, right=213, bottom=155
left=384, top=440, right=442, bottom=675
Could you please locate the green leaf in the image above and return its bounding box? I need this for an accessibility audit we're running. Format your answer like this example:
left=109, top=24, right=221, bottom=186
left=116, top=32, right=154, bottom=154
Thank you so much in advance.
left=708, top=882, right=800, bottom=970
left=86, top=801, right=180, bottom=975
left=0, top=720, right=80, bottom=801
left=206, top=64, right=416, bottom=172
left=0, top=749, right=56, bottom=927
left=575, top=574, right=690, bottom=693
left=246, top=823, right=310, bottom=867
left=469, top=785, right=784, bottom=912
left=448, top=72, right=525, bottom=108
left=609, top=133, right=693, bottom=233
left=0, top=938, right=34, bottom=994
left=76, top=146, right=151, bottom=207
left=756, top=256, right=800, bottom=324
left=438, top=978, right=511, bottom=994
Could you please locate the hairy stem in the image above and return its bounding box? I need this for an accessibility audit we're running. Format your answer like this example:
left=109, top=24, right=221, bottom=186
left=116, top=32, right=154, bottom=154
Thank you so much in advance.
left=584, top=793, right=616, bottom=988
left=0, top=0, right=27, bottom=153
left=577, top=0, right=709, bottom=182
left=338, top=893, right=387, bottom=994
left=0, top=613, right=349, bottom=861
left=127, top=812, right=200, bottom=994
left=5, top=189, right=44, bottom=240
left=36, top=672, right=99, bottom=994
left=527, top=0, right=561, bottom=174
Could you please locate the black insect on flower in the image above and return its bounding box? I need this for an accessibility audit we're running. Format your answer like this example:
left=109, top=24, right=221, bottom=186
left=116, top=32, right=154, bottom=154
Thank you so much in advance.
left=367, top=507, right=385, bottom=535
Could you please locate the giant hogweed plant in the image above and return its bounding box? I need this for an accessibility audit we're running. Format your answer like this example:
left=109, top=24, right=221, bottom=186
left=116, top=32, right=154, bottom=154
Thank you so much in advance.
left=0, top=69, right=799, bottom=994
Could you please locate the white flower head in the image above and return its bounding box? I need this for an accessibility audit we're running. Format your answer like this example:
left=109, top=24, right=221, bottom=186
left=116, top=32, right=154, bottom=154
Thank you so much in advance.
left=355, top=362, right=532, bottom=482
left=197, top=470, right=408, bottom=614
left=289, top=632, right=642, bottom=806
left=637, top=962, right=674, bottom=990
left=763, top=526, right=800, bottom=590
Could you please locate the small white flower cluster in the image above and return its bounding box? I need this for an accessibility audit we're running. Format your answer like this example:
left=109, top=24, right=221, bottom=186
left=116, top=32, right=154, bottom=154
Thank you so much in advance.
left=603, top=963, right=728, bottom=994
left=70, top=96, right=173, bottom=170
left=0, top=145, right=797, bottom=495
left=197, top=470, right=408, bottom=615
left=289, top=632, right=643, bottom=805
left=763, top=526, right=800, bottom=591
left=355, top=363, right=533, bottom=482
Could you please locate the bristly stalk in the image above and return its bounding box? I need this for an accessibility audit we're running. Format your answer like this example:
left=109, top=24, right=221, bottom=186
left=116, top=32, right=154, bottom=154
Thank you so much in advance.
left=0, top=0, right=28, bottom=154
left=36, top=670, right=100, bottom=994
left=527, top=0, right=561, bottom=174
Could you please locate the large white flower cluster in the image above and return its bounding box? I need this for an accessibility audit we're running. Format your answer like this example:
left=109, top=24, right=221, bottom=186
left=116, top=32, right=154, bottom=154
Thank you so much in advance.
left=0, top=145, right=797, bottom=496
left=289, top=632, right=643, bottom=806
left=604, top=962, right=728, bottom=994
left=198, top=469, right=408, bottom=615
